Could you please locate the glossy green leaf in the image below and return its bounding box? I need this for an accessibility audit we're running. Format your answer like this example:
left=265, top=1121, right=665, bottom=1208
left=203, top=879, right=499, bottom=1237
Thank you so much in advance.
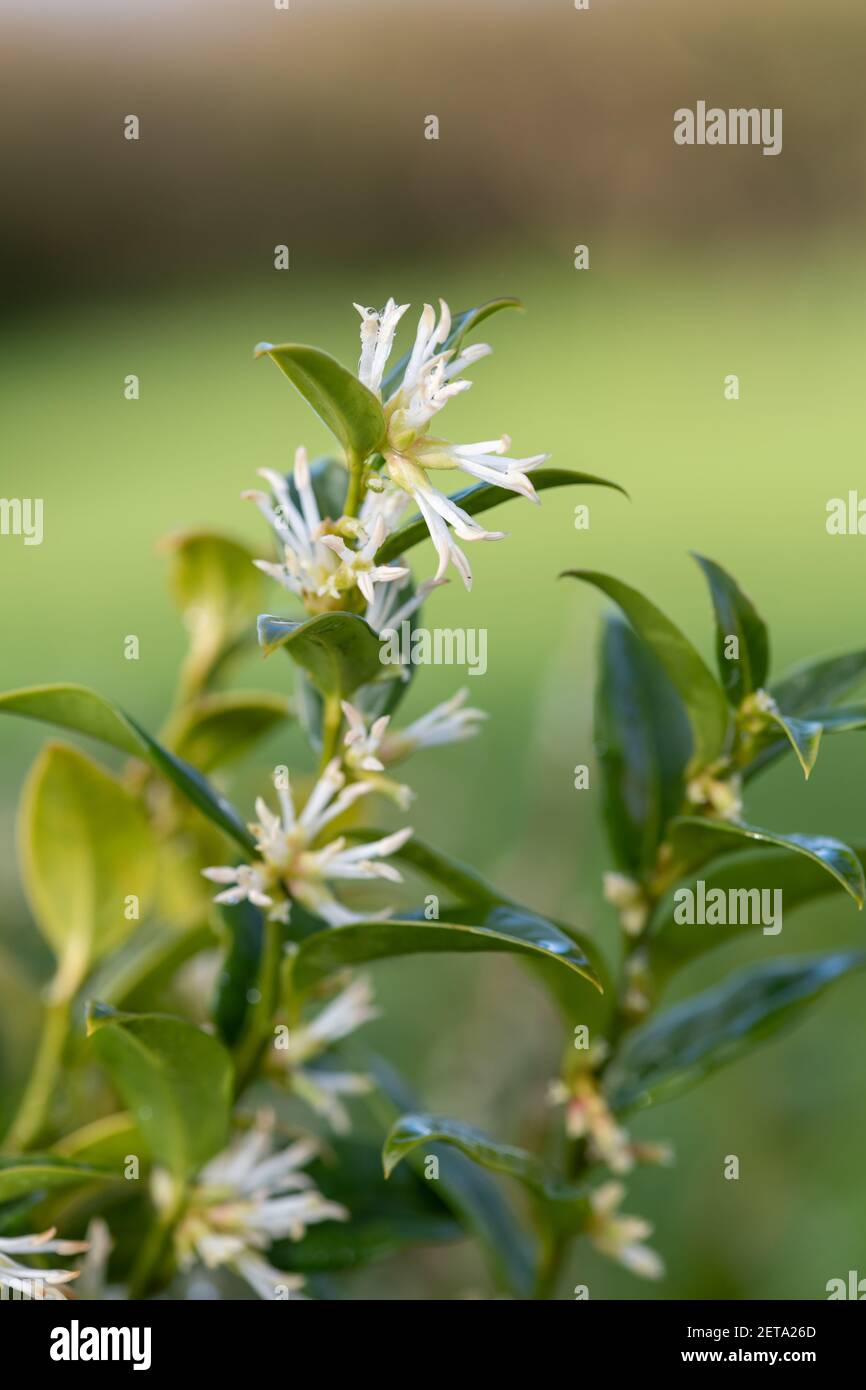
left=805, top=704, right=866, bottom=734
left=88, top=1008, right=233, bottom=1178
left=606, top=951, right=866, bottom=1112
left=564, top=571, right=728, bottom=771
left=692, top=554, right=769, bottom=704
left=376, top=469, right=627, bottom=567
left=770, top=649, right=866, bottom=715
left=20, top=743, right=157, bottom=992
left=258, top=611, right=392, bottom=698
left=379, top=296, right=521, bottom=400
left=650, top=848, right=866, bottom=984
left=0, top=1156, right=120, bottom=1203
left=360, top=1050, right=535, bottom=1297
left=595, top=616, right=691, bottom=876
left=0, top=684, right=255, bottom=854
left=53, top=1112, right=140, bottom=1167
left=761, top=706, right=822, bottom=778
left=292, top=910, right=603, bottom=993
left=169, top=690, right=292, bottom=772
left=667, top=816, right=865, bottom=907
left=271, top=1138, right=460, bottom=1273
left=255, top=342, right=386, bottom=459
left=384, top=1114, right=585, bottom=1208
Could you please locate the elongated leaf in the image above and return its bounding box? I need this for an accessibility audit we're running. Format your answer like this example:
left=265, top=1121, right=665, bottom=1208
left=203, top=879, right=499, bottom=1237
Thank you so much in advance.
left=380, top=296, right=522, bottom=400
left=692, top=554, right=769, bottom=704
left=805, top=704, right=866, bottom=733
left=0, top=1156, right=120, bottom=1203
left=258, top=611, right=392, bottom=698
left=650, top=848, right=866, bottom=983
left=771, top=650, right=866, bottom=715
left=20, top=743, right=157, bottom=989
left=0, top=684, right=254, bottom=854
left=360, top=1050, right=535, bottom=1297
left=169, top=690, right=292, bottom=772
left=376, top=469, right=627, bottom=567
left=53, top=1112, right=140, bottom=1166
left=255, top=342, right=386, bottom=458
left=596, top=616, right=691, bottom=876
left=292, top=911, right=603, bottom=993
left=384, top=1114, right=585, bottom=1207
left=606, top=951, right=866, bottom=1111
left=88, top=1008, right=233, bottom=1178
left=271, top=1138, right=460, bottom=1273
left=667, top=816, right=865, bottom=907
left=761, top=706, right=822, bottom=778
left=564, top=571, right=728, bottom=771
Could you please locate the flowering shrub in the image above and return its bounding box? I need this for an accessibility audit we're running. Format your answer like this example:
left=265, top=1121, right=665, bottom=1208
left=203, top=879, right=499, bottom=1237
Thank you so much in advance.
left=0, top=297, right=863, bottom=1300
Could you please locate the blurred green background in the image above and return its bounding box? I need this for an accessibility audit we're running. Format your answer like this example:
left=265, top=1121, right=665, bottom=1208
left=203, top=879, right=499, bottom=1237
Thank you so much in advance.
left=2, top=0, right=865, bottom=1298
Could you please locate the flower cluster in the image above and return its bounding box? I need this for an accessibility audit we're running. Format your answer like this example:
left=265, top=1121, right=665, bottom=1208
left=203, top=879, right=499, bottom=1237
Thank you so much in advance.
left=167, top=1111, right=347, bottom=1300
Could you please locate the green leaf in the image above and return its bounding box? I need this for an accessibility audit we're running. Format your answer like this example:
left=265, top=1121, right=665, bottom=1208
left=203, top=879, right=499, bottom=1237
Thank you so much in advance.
left=258, top=611, right=391, bottom=699
left=605, top=951, right=866, bottom=1111
left=0, top=684, right=255, bottom=854
left=595, top=617, right=691, bottom=876
left=292, top=910, right=603, bottom=993
left=376, top=469, right=627, bottom=567
left=770, top=650, right=866, bottom=715
left=383, top=1114, right=585, bottom=1208
left=20, top=743, right=157, bottom=992
left=760, top=706, right=822, bottom=778
left=804, top=705, right=866, bottom=734
left=169, top=690, right=292, bottom=773
left=667, top=816, right=865, bottom=908
left=161, top=530, right=264, bottom=685
left=379, top=296, right=522, bottom=400
left=650, top=848, right=866, bottom=984
left=0, top=1156, right=120, bottom=1203
left=88, top=1008, right=233, bottom=1178
left=255, top=342, right=386, bottom=459
left=692, top=554, right=769, bottom=704
left=360, top=1051, right=535, bottom=1297
left=564, top=571, right=729, bottom=771
left=271, top=1138, right=460, bottom=1273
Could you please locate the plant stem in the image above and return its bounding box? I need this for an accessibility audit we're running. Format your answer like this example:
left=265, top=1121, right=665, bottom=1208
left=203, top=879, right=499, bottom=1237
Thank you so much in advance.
left=3, top=996, right=70, bottom=1152
left=233, top=915, right=284, bottom=1095
left=319, top=691, right=344, bottom=772
left=343, top=450, right=365, bottom=518
left=127, top=1182, right=185, bottom=1300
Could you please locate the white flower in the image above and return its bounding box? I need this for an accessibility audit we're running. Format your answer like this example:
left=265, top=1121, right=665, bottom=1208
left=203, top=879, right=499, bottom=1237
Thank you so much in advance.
left=273, top=977, right=380, bottom=1134
left=548, top=1074, right=634, bottom=1175
left=379, top=689, right=487, bottom=761
left=0, top=1228, right=88, bottom=1300
left=203, top=759, right=413, bottom=926
left=245, top=447, right=406, bottom=610
left=354, top=298, right=549, bottom=588
left=172, top=1112, right=347, bottom=1300
left=587, top=1182, right=664, bottom=1280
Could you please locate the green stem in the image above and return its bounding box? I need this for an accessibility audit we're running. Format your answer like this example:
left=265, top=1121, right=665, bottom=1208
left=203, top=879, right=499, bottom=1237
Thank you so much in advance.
left=343, top=450, right=365, bottom=519
left=233, top=916, right=284, bottom=1095
left=127, top=1183, right=185, bottom=1299
left=3, top=996, right=71, bottom=1152
left=319, top=692, right=344, bottom=772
